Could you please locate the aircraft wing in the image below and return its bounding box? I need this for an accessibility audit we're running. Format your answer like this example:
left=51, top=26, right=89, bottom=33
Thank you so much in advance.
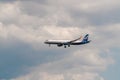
left=68, top=36, right=82, bottom=43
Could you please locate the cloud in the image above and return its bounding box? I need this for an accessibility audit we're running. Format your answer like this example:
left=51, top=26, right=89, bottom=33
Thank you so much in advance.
left=12, top=72, right=104, bottom=80
left=0, top=0, right=119, bottom=80
left=11, top=48, right=113, bottom=80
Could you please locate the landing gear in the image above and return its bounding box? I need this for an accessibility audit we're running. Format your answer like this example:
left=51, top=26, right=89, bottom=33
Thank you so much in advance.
left=49, top=44, right=51, bottom=47
left=64, top=45, right=66, bottom=48
left=68, top=45, right=70, bottom=47
left=64, top=45, right=70, bottom=48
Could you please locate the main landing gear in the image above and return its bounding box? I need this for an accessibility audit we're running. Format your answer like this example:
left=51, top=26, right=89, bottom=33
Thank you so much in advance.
left=64, top=45, right=66, bottom=48
left=64, top=45, right=70, bottom=48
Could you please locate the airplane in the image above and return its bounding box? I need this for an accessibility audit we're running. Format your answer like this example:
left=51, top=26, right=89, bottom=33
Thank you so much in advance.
left=44, top=34, right=91, bottom=48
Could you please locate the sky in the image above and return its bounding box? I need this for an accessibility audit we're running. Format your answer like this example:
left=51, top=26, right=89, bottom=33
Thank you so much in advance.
left=0, top=0, right=120, bottom=80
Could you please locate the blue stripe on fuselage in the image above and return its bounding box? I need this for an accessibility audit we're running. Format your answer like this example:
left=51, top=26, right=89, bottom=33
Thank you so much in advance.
left=71, top=41, right=90, bottom=45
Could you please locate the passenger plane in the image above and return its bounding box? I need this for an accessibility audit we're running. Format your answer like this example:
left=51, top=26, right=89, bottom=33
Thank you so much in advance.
left=44, top=34, right=91, bottom=48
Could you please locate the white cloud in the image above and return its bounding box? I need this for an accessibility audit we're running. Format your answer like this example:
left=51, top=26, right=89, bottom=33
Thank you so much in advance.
left=0, top=1, right=93, bottom=46
left=0, top=2, right=21, bottom=23
left=44, top=0, right=120, bottom=14
left=92, top=23, right=120, bottom=49
left=0, top=0, right=119, bottom=80
left=11, top=48, right=113, bottom=80
left=0, top=22, right=93, bottom=47
left=12, top=72, right=104, bottom=80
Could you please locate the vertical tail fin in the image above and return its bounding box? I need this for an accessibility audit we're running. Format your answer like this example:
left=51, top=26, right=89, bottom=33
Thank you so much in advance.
left=82, top=34, right=89, bottom=42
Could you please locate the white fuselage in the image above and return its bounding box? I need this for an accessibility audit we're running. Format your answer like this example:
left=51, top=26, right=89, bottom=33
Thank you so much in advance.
left=44, top=34, right=90, bottom=48
left=45, top=39, right=82, bottom=44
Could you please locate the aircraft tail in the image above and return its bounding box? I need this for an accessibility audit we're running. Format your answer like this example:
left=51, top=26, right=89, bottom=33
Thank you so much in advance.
left=82, top=34, right=89, bottom=42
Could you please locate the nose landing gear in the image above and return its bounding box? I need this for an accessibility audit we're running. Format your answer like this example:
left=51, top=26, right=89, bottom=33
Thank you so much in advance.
left=64, top=45, right=66, bottom=48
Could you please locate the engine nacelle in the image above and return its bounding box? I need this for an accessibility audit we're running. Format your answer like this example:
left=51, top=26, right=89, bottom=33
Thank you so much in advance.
left=57, top=44, right=63, bottom=47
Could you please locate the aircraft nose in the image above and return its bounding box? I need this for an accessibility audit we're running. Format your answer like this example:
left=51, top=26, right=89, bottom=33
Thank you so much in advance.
left=44, top=40, right=48, bottom=44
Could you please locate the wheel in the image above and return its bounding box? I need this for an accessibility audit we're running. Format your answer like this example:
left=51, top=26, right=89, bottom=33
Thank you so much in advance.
left=49, top=44, right=51, bottom=47
left=64, top=45, right=66, bottom=48
left=68, top=45, right=70, bottom=47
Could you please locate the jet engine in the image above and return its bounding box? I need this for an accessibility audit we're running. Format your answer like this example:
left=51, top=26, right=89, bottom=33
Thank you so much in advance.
left=57, top=44, right=63, bottom=47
